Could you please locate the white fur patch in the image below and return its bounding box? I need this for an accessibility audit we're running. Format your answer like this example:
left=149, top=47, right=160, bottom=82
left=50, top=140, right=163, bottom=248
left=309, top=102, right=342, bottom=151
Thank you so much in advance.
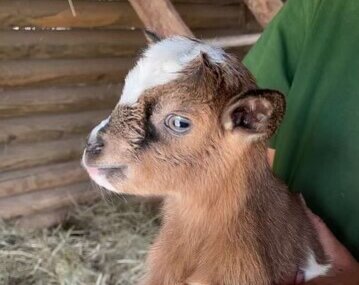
left=119, top=36, right=227, bottom=105
left=88, top=170, right=116, bottom=192
left=302, top=251, right=331, bottom=281
left=88, top=117, right=110, bottom=144
left=81, top=151, right=116, bottom=192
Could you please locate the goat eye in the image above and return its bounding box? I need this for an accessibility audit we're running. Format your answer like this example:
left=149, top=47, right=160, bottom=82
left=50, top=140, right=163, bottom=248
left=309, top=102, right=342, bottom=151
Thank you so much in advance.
left=165, top=114, right=192, bottom=134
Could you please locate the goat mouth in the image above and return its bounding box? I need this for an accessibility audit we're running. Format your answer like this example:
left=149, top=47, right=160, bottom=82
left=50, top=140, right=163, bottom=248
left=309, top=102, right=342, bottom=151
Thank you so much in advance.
left=90, top=165, right=128, bottom=177
left=83, top=164, right=128, bottom=191
left=98, top=166, right=127, bottom=177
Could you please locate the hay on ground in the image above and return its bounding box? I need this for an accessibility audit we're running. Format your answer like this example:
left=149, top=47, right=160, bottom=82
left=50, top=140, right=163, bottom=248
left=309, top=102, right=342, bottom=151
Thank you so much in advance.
left=0, top=197, right=160, bottom=285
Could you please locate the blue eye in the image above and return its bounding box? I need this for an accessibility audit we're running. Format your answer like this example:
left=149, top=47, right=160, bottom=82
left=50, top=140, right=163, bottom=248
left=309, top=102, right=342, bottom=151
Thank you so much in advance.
left=165, top=114, right=192, bottom=134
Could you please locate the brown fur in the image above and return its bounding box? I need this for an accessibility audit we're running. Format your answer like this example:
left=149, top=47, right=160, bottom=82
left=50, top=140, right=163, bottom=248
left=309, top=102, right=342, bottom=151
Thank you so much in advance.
left=84, top=49, right=328, bottom=285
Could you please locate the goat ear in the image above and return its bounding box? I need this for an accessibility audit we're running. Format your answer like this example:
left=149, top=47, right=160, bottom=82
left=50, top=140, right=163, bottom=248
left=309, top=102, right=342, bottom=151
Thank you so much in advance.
left=221, top=89, right=286, bottom=139
left=143, top=29, right=163, bottom=44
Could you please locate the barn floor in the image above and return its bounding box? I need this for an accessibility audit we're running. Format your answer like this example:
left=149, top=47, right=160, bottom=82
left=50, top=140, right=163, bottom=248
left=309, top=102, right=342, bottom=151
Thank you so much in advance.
left=0, top=196, right=160, bottom=285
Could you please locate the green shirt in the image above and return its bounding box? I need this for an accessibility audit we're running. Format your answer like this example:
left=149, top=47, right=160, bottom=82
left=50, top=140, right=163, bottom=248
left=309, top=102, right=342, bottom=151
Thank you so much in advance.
left=243, top=0, right=359, bottom=259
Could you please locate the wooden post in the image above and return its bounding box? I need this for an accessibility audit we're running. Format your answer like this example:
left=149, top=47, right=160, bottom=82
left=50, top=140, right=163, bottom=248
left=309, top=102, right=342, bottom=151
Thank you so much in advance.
left=243, top=0, right=283, bottom=27
left=204, top=34, right=261, bottom=48
left=129, top=0, right=194, bottom=37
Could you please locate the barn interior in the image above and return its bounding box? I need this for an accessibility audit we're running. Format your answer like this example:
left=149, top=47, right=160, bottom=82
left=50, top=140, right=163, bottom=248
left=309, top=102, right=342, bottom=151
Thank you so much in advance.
left=0, top=0, right=281, bottom=283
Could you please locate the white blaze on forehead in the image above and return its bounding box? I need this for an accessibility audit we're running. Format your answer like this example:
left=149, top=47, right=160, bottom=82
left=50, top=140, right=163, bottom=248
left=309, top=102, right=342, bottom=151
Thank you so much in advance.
left=89, top=117, right=110, bottom=144
left=119, top=36, right=227, bottom=106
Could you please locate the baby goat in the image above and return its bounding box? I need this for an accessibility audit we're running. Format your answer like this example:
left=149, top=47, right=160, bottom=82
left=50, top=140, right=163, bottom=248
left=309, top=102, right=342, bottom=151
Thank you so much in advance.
left=82, top=36, right=330, bottom=285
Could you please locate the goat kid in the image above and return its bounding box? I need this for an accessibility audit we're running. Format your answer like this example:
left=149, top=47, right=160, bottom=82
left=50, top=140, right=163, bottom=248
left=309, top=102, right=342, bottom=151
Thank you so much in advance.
left=82, top=36, right=331, bottom=285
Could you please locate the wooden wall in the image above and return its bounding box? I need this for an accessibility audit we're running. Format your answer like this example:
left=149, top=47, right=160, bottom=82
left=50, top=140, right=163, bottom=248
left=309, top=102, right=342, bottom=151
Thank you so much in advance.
left=0, top=0, right=261, bottom=227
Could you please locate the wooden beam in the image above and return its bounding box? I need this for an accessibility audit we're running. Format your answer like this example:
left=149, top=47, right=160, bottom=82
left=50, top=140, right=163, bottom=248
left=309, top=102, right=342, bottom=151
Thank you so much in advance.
left=0, top=110, right=110, bottom=145
left=204, top=34, right=261, bottom=48
left=0, top=136, right=85, bottom=172
left=0, top=161, right=88, bottom=198
left=225, top=46, right=253, bottom=61
left=194, top=27, right=261, bottom=38
left=0, top=58, right=133, bottom=88
left=0, top=30, right=146, bottom=60
left=173, top=0, right=240, bottom=3
left=0, top=182, right=99, bottom=219
left=0, top=0, right=243, bottom=30
left=0, top=0, right=140, bottom=29
left=0, top=28, right=261, bottom=60
left=129, top=0, right=193, bottom=37
left=14, top=207, right=70, bottom=229
left=243, top=0, right=283, bottom=27
left=0, top=85, right=119, bottom=119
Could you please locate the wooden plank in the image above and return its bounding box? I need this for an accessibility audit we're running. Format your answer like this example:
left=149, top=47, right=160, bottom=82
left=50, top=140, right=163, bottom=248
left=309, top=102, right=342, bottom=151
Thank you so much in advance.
left=179, top=3, right=244, bottom=30
left=15, top=207, right=70, bottom=229
left=0, top=85, right=120, bottom=119
left=0, top=161, right=88, bottom=198
left=0, top=58, right=133, bottom=88
left=173, top=0, right=240, bottom=3
left=0, top=182, right=99, bottom=219
left=0, top=0, right=243, bottom=30
left=129, top=0, right=193, bottom=37
left=0, top=0, right=141, bottom=29
left=204, top=34, right=260, bottom=48
left=226, top=46, right=253, bottom=60
left=195, top=27, right=262, bottom=39
left=243, top=0, right=283, bottom=27
left=0, top=136, right=85, bottom=172
left=0, top=110, right=110, bottom=145
left=0, top=28, right=262, bottom=60
left=0, top=30, right=146, bottom=60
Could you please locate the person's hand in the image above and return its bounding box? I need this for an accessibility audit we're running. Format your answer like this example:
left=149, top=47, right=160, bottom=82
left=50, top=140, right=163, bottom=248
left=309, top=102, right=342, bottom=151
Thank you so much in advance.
left=303, top=203, right=359, bottom=284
